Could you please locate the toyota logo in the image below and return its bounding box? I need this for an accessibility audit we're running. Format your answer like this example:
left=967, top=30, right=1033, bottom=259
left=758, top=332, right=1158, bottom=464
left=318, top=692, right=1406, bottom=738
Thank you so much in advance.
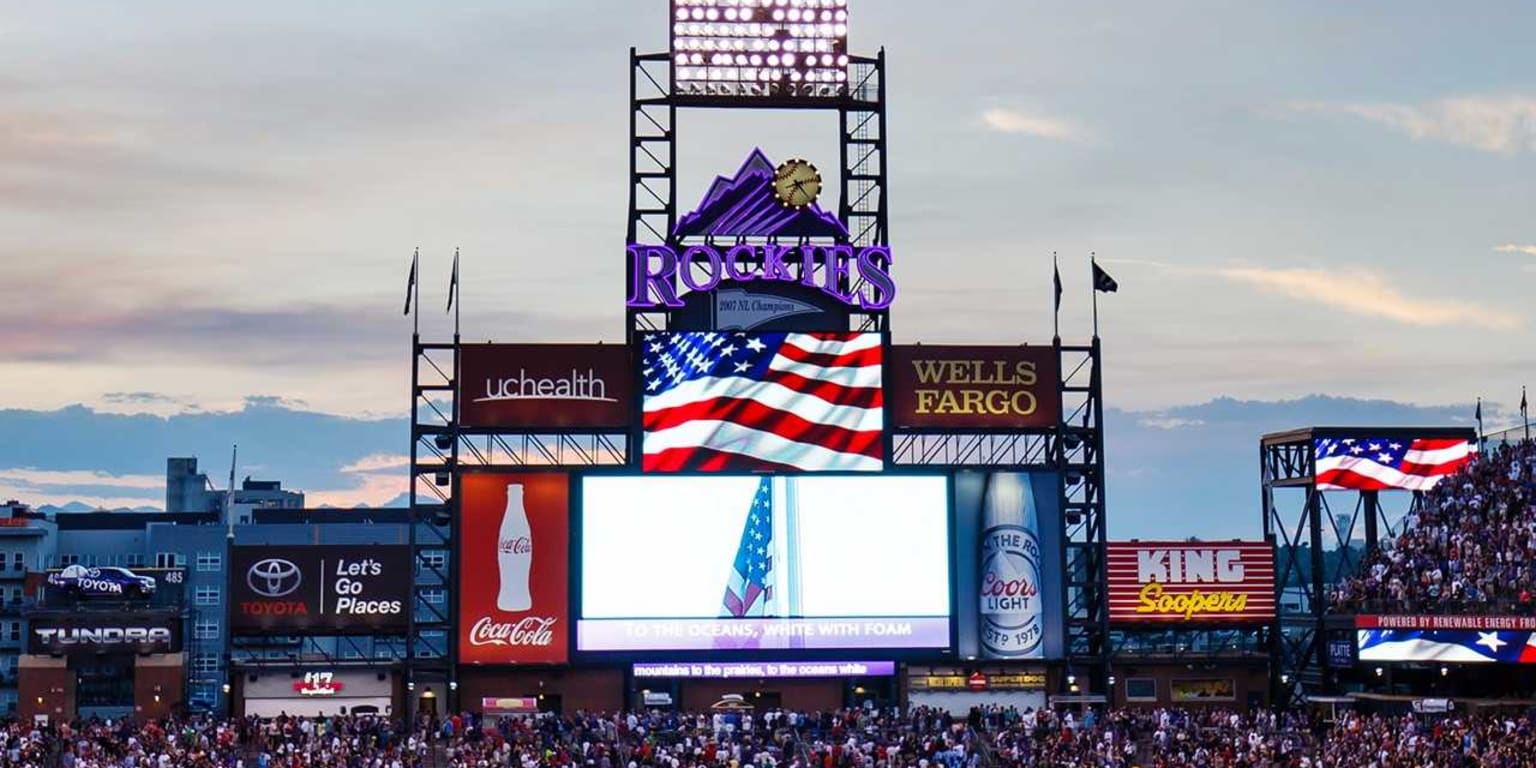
left=247, top=558, right=302, bottom=598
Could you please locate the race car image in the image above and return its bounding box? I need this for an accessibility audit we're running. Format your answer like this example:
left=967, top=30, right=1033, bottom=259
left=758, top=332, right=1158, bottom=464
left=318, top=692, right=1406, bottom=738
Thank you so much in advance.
left=47, top=565, right=158, bottom=599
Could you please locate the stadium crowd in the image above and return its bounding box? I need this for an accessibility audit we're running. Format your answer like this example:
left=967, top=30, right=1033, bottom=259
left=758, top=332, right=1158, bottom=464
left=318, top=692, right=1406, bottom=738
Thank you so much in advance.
left=1331, top=438, right=1536, bottom=612
left=2, top=705, right=1536, bottom=767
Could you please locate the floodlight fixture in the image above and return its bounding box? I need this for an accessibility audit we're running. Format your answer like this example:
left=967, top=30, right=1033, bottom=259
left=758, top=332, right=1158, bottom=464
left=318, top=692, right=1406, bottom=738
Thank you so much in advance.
left=671, top=0, right=849, bottom=99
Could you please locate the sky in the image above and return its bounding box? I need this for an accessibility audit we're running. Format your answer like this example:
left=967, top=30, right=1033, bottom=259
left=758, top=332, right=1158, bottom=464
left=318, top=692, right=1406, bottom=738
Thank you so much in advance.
left=1, top=1, right=1532, bottom=535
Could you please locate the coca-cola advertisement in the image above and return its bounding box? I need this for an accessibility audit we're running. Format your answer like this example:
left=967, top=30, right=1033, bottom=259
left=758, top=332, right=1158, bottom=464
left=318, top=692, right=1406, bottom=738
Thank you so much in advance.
left=952, top=472, right=1064, bottom=661
left=459, top=473, right=569, bottom=664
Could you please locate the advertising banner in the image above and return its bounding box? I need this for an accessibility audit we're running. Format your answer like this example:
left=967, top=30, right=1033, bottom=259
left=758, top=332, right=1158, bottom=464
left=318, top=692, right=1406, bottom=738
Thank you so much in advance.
left=888, top=346, right=1060, bottom=430
left=579, top=475, right=950, bottom=651
left=1356, top=615, right=1536, bottom=631
left=458, top=473, right=569, bottom=664
left=952, top=472, right=1062, bottom=661
left=459, top=344, right=631, bottom=430
left=632, top=661, right=896, bottom=679
left=28, top=611, right=182, bottom=655
left=230, top=545, right=411, bottom=634
left=1107, top=541, right=1275, bottom=624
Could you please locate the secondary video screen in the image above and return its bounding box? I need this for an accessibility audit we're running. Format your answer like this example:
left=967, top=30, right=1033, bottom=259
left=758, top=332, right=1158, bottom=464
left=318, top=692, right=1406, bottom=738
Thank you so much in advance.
left=640, top=331, right=883, bottom=473
left=579, top=475, right=950, bottom=651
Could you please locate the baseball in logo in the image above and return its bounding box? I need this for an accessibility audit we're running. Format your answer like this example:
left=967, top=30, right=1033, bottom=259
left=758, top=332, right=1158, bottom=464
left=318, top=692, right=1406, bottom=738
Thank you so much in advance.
left=459, top=473, right=569, bottom=664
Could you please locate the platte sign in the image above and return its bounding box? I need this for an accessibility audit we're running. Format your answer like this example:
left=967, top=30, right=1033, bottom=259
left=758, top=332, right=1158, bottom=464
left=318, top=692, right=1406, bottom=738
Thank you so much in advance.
left=1107, top=541, right=1275, bottom=624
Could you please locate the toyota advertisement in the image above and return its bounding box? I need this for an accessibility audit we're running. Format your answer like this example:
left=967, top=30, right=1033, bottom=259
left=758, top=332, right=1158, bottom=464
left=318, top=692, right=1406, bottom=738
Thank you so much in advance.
left=230, top=545, right=411, bottom=634
left=578, top=475, right=952, bottom=652
left=28, top=611, right=183, bottom=655
left=458, top=473, right=569, bottom=664
left=459, top=344, right=631, bottom=430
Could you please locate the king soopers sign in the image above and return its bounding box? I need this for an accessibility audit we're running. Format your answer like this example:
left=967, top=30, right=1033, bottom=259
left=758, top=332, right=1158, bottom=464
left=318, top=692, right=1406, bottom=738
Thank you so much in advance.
left=626, top=244, right=896, bottom=311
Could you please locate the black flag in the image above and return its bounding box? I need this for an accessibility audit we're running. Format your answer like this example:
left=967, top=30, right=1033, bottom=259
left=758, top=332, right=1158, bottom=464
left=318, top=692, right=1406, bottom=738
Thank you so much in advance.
left=1092, top=261, right=1119, bottom=293
left=1476, top=398, right=1482, bottom=423
left=1053, top=257, right=1063, bottom=312
left=446, top=249, right=459, bottom=313
left=403, top=249, right=418, bottom=316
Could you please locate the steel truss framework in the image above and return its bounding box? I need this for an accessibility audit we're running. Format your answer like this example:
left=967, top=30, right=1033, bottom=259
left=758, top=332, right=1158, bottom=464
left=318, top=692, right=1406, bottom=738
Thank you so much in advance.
left=1261, top=427, right=1470, bottom=707
left=405, top=339, right=457, bottom=709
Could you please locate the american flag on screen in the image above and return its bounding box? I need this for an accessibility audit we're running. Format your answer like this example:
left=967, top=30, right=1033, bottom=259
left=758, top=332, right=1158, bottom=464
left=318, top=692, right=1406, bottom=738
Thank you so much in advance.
left=641, top=332, right=883, bottom=472
left=721, top=477, right=775, bottom=618
left=1314, top=436, right=1472, bottom=491
left=1359, top=629, right=1536, bottom=664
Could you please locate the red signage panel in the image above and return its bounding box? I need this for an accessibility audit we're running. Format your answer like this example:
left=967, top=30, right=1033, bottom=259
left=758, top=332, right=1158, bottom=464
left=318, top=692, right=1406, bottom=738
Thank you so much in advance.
left=1356, top=615, right=1536, bottom=631
left=887, top=345, right=1060, bottom=430
left=1107, top=541, right=1274, bottom=624
left=459, top=344, right=630, bottom=430
left=458, top=473, right=569, bottom=664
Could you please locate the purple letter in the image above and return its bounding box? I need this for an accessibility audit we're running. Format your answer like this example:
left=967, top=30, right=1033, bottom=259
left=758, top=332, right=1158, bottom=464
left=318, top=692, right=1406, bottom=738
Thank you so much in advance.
left=724, top=244, right=758, bottom=282
left=855, top=246, right=897, bottom=310
left=627, top=245, right=683, bottom=308
left=761, top=244, right=796, bottom=282
left=798, top=245, right=821, bottom=288
left=680, top=246, right=724, bottom=293
left=821, top=245, right=857, bottom=304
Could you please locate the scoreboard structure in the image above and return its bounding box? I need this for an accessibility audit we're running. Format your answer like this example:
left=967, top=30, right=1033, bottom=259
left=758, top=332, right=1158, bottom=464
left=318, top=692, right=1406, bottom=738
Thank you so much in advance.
left=402, top=1, right=1112, bottom=714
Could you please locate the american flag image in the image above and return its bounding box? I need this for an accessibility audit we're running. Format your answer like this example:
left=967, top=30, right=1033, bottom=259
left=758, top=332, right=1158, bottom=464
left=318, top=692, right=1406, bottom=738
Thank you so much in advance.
left=641, top=331, right=883, bottom=472
left=721, top=477, right=776, bottom=618
left=1314, top=436, right=1472, bottom=492
left=1359, top=629, right=1536, bottom=664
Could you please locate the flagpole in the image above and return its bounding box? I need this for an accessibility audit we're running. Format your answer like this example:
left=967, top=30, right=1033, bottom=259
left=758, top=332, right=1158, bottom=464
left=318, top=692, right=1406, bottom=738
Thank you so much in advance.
left=1476, top=397, right=1484, bottom=449
left=1523, top=386, right=1529, bottom=443
left=411, top=248, right=420, bottom=337
left=1090, top=252, right=1100, bottom=339
left=784, top=476, right=803, bottom=648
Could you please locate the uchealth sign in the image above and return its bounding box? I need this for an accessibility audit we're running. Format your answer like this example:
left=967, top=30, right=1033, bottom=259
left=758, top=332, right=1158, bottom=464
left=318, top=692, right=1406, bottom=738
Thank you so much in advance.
left=459, top=344, right=631, bottom=430
left=1107, top=541, right=1275, bottom=624
left=28, top=613, right=182, bottom=655
left=230, top=545, right=411, bottom=634
left=459, top=473, right=569, bottom=664
left=888, top=346, right=1060, bottom=430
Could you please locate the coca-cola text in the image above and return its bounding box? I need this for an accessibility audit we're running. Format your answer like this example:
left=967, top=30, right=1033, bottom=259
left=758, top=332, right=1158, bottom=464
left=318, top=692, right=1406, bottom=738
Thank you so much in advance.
left=499, top=537, right=532, bottom=555
left=469, top=616, right=556, bottom=647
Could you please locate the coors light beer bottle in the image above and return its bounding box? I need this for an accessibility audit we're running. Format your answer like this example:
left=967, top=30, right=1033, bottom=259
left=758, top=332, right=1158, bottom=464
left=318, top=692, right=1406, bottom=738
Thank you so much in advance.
left=979, top=473, right=1043, bottom=658
left=497, top=483, right=534, bottom=612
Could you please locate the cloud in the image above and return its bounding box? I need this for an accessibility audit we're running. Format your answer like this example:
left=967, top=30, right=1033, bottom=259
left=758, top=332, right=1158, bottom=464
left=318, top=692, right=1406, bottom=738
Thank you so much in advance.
left=1218, top=266, right=1521, bottom=331
left=103, top=392, right=183, bottom=406
left=1291, top=96, right=1536, bottom=154
left=980, top=108, right=1085, bottom=142
left=1495, top=244, right=1536, bottom=257
left=339, top=454, right=411, bottom=474
left=0, top=467, right=162, bottom=491
left=303, top=472, right=407, bottom=509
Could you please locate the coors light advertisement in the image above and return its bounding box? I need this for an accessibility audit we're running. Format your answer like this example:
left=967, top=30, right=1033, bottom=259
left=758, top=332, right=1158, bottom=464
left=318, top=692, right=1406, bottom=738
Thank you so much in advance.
left=979, top=473, right=1044, bottom=659
left=459, top=473, right=569, bottom=664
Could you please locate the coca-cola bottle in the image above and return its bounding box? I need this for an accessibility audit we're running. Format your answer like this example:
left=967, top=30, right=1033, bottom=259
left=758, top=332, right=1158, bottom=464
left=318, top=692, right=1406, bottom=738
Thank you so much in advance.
left=497, top=483, right=533, bottom=612
left=980, top=473, right=1043, bottom=658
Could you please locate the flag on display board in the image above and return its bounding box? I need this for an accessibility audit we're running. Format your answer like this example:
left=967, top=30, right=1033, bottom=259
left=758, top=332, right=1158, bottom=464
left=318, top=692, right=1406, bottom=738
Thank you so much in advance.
left=720, top=477, right=775, bottom=618
left=1092, top=261, right=1119, bottom=293
left=1314, top=436, right=1472, bottom=491
left=1359, top=629, right=1536, bottom=664
left=640, top=332, right=883, bottom=472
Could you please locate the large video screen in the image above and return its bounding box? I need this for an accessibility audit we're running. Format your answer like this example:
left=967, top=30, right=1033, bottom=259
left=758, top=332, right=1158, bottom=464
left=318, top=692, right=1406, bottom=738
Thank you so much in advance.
left=640, top=331, right=883, bottom=473
left=1358, top=629, right=1536, bottom=664
left=1314, top=436, right=1472, bottom=492
left=579, top=476, right=950, bottom=651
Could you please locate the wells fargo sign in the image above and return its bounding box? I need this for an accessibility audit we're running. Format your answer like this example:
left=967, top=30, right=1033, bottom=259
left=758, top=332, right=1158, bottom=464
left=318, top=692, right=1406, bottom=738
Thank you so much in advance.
left=1107, top=541, right=1275, bottom=624
left=888, top=346, right=1060, bottom=430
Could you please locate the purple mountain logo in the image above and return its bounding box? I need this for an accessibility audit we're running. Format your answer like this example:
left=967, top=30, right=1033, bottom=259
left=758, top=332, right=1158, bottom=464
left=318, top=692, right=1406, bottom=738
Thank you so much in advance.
left=674, top=149, right=849, bottom=240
